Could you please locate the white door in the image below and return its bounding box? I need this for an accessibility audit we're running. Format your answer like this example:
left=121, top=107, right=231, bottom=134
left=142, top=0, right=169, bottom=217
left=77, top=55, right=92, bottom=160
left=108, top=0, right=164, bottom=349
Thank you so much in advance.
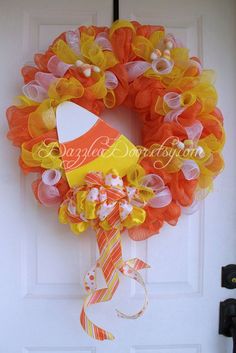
left=0, top=0, right=235, bottom=352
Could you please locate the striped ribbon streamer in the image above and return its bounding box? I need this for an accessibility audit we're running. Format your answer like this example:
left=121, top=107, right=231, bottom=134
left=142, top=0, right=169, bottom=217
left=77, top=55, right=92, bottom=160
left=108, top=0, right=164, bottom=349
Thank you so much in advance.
left=80, top=227, right=149, bottom=340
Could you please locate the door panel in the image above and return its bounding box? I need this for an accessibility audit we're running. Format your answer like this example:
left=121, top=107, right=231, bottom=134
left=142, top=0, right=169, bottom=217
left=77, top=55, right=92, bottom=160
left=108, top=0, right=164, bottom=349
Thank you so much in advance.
left=119, top=1, right=236, bottom=353
left=0, top=1, right=112, bottom=352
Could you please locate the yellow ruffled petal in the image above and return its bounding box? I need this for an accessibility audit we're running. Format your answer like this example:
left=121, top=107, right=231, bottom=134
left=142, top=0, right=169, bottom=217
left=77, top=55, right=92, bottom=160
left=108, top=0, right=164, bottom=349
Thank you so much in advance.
left=28, top=99, right=56, bottom=137
left=198, top=173, right=213, bottom=189
left=76, top=191, right=87, bottom=214
left=149, top=30, right=165, bottom=48
left=48, top=77, right=84, bottom=102
left=70, top=222, right=88, bottom=235
left=80, top=27, right=95, bottom=43
left=147, top=144, right=183, bottom=173
left=31, top=142, right=46, bottom=161
left=123, top=207, right=146, bottom=228
left=192, top=83, right=217, bottom=113
left=200, top=132, right=225, bottom=153
left=21, top=140, right=62, bottom=169
left=160, top=67, right=191, bottom=88
left=154, top=95, right=165, bottom=115
left=132, top=35, right=154, bottom=61
left=199, top=70, right=216, bottom=85
left=138, top=186, right=155, bottom=202
left=103, top=51, right=118, bottom=70
left=126, top=164, right=145, bottom=186
left=103, top=89, right=116, bottom=108
left=171, top=48, right=189, bottom=68
left=21, top=142, right=62, bottom=169
left=81, top=40, right=105, bottom=68
left=180, top=91, right=196, bottom=107
left=109, top=19, right=135, bottom=37
left=52, top=39, right=78, bottom=64
left=100, top=219, right=112, bottom=231
left=87, top=74, right=107, bottom=99
left=84, top=200, right=97, bottom=220
left=58, top=205, right=68, bottom=224
left=198, top=152, right=224, bottom=190
left=41, top=155, right=62, bottom=169
left=16, top=95, right=39, bottom=107
left=21, top=143, right=41, bottom=167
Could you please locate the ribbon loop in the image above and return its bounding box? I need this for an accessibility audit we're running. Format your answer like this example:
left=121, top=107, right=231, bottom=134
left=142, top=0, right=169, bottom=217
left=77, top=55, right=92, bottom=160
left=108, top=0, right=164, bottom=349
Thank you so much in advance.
left=117, top=262, right=148, bottom=319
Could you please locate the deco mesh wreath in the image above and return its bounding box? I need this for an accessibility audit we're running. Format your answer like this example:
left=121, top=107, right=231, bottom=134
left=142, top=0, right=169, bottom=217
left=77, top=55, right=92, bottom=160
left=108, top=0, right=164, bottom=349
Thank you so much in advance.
left=6, top=20, right=225, bottom=340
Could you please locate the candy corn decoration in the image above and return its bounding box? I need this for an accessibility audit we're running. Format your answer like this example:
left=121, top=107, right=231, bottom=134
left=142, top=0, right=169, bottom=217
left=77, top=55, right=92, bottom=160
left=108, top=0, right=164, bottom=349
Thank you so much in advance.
left=6, top=19, right=225, bottom=342
left=56, top=102, right=139, bottom=187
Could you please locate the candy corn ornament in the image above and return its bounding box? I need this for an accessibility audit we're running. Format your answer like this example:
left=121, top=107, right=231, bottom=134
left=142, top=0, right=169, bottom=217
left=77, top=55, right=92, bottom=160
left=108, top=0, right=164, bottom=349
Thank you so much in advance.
left=56, top=102, right=139, bottom=187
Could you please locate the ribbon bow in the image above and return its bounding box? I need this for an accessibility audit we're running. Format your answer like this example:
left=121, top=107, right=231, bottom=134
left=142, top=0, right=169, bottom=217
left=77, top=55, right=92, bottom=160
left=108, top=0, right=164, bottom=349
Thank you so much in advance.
left=59, top=168, right=172, bottom=340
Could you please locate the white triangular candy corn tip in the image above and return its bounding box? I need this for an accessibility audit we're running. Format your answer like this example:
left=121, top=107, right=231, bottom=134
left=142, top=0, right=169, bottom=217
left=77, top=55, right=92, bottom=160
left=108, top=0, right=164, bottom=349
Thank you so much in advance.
left=56, top=102, right=98, bottom=143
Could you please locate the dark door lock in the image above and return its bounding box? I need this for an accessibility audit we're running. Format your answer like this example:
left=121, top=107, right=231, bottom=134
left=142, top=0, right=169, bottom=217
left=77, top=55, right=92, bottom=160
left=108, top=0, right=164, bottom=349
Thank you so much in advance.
left=222, top=265, right=236, bottom=289
left=219, top=299, right=236, bottom=353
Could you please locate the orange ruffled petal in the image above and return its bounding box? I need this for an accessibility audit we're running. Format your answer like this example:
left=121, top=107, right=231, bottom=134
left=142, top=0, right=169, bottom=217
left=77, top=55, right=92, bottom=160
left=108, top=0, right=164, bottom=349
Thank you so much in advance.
left=6, top=105, right=37, bottom=146
left=110, top=23, right=136, bottom=63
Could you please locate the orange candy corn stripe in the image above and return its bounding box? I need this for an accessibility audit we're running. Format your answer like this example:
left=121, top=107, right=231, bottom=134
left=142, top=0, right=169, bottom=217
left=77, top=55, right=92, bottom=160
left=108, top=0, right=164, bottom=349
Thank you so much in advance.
left=60, top=119, right=120, bottom=172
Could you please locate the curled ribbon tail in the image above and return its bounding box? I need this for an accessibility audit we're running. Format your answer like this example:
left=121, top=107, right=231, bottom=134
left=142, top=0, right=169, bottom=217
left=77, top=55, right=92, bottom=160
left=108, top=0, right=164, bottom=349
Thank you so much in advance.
left=116, top=259, right=149, bottom=319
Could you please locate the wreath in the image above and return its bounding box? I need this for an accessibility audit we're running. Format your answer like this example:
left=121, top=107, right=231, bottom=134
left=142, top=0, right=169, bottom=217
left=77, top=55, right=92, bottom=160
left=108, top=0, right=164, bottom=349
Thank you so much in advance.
left=6, top=20, right=225, bottom=341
